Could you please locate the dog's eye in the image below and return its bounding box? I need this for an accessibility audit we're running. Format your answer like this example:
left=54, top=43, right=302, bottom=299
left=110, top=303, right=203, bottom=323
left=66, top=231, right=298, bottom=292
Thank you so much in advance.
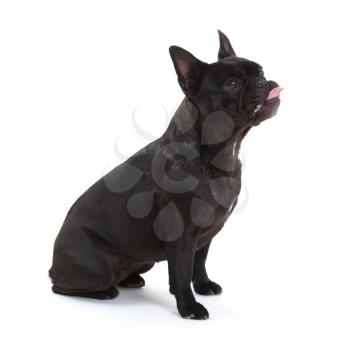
left=224, top=78, right=241, bottom=90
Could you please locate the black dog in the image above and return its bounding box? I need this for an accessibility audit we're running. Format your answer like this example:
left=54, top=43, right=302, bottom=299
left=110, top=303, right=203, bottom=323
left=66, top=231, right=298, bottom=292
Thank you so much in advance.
left=49, top=30, right=282, bottom=320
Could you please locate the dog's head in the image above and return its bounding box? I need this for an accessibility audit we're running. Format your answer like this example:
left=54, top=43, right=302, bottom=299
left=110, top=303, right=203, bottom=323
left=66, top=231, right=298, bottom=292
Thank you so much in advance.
left=169, top=30, right=282, bottom=127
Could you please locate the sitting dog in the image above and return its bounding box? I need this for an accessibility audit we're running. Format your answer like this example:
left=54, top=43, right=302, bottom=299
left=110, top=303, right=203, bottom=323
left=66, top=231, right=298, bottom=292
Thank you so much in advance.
left=49, top=30, right=282, bottom=320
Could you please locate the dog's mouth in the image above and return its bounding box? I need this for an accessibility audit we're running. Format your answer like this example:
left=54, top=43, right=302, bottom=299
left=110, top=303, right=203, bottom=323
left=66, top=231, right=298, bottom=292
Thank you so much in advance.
left=266, top=86, right=284, bottom=101
left=252, top=85, right=283, bottom=121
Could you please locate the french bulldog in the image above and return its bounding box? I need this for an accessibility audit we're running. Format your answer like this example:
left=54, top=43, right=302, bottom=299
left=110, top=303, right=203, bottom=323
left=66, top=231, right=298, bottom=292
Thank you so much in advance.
left=49, top=30, right=282, bottom=320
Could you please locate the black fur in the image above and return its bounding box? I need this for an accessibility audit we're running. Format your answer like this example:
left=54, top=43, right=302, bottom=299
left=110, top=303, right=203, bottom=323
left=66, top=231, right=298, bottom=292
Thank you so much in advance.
left=49, top=30, right=281, bottom=319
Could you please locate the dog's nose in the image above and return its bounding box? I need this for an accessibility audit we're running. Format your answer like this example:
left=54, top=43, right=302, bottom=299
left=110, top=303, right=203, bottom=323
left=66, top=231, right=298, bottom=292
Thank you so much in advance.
left=267, top=80, right=279, bottom=89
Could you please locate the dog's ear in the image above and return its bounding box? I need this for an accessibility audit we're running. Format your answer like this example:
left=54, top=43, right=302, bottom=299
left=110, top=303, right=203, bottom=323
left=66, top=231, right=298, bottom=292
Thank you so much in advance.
left=218, top=30, right=236, bottom=59
left=169, top=46, right=207, bottom=96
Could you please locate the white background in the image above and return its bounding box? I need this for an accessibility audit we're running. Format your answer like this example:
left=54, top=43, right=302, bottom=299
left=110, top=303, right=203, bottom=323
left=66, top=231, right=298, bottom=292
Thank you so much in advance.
left=1, top=0, right=350, bottom=347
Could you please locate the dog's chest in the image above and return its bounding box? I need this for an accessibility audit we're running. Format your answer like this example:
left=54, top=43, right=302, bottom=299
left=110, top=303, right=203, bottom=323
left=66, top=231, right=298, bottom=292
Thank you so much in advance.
left=193, top=164, right=242, bottom=245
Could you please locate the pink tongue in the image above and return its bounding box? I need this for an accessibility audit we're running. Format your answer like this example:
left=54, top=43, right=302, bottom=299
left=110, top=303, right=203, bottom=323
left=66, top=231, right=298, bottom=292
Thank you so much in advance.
left=267, top=86, right=283, bottom=100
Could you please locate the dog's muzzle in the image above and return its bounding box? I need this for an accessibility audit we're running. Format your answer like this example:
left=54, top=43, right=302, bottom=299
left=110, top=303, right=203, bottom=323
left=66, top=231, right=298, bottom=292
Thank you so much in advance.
left=252, top=80, right=283, bottom=115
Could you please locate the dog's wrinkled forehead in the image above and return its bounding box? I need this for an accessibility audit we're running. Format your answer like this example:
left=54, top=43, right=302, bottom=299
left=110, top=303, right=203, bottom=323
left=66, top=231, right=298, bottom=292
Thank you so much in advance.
left=201, top=57, right=263, bottom=89
left=214, top=57, right=263, bottom=80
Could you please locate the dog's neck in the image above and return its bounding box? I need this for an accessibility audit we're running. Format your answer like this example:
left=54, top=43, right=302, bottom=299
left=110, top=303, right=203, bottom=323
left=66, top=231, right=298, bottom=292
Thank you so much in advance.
left=162, top=98, right=251, bottom=173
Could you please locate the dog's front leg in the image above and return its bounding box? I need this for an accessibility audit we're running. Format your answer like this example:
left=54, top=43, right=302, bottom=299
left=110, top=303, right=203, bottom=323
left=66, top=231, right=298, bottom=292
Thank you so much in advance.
left=165, top=229, right=209, bottom=320
left=192, top=241, right=223, bottom=295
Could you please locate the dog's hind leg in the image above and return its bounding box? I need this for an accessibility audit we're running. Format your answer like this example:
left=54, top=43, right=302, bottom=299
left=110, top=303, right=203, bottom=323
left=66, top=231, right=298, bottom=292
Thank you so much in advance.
left=49, top=244, right=122, bottom=300
left=52, top=285, right=119, bottom=300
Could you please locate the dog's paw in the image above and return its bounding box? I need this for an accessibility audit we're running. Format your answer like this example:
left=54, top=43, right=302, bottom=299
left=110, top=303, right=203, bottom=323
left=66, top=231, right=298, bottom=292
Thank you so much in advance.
left=119, top=274, right=145, bottom=288
left=94, top=287, right=119, bottom=300
left=194, top=280, right=222, bottom=295
left=179, top=302, right=209, bottom=320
